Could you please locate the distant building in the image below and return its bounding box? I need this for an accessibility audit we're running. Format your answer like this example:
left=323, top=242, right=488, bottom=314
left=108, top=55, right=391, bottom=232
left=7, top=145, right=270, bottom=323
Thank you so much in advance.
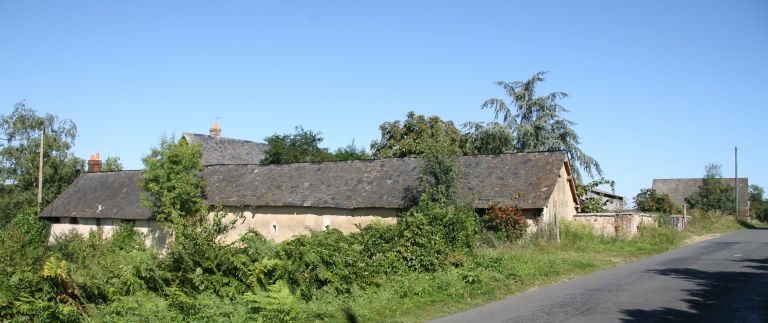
left=652, top=178, right=749, bottom=216
left=586, top=188, right=624, bottom=211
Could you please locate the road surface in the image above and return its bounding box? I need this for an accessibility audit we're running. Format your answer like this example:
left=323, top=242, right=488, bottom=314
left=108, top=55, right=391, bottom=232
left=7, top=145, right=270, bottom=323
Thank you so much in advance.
left=432, top=229, right=768, bottom=322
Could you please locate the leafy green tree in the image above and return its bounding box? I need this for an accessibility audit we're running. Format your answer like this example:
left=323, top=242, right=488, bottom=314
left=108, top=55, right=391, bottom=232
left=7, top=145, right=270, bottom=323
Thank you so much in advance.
left=749, top=184, right=764, bottom=204
left=748, top=184, right=767, bottom=221
left=260, top=126, right=334, bottom=164
left=370, top=111, right=462, bottom=159
left=479, top=72, right=602, bottom=181
left=370, top=112, right=463, bottom=203
left=634, top=188, right=675, bottom=214
left=460, top=122, right=515, bottom=155
left=685, top=163, right=736, bottom=214
left=576, top=178, right=616, bottom=213
left=0, top=102, right=83, bottom=224
left=332, top=140, right=370, bottom=161
left=102, top=156, right=123, bottom=172
left=140, top=135, right=207, bottom=225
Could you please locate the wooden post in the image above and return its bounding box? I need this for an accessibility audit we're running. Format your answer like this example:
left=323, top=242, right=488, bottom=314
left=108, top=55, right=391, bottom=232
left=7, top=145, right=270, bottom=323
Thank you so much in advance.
left=37, top=128, right=44, bottom=212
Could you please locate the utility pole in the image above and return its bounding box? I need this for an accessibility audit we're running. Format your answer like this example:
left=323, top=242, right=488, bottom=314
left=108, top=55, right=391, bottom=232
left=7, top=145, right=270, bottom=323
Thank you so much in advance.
left=37, top=128, right=44, bottom=212
left=735, top=146, right=738, bottom=217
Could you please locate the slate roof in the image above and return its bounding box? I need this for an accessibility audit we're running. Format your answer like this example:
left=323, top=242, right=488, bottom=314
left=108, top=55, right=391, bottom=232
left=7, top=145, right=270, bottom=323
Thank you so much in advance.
left=183, top=132, right=268, bottom=165
left=40, top=171, right=152, bottom=220
left=41, top=151, right=574, bottom=219
left=588, top=188, right=624, bottom=200
left=652, top=178, right=749, bottom=216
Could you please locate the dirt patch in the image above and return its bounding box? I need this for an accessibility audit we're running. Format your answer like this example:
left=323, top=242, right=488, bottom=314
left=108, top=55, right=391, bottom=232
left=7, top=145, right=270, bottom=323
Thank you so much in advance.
left=684, top=233, right=722, bottom=246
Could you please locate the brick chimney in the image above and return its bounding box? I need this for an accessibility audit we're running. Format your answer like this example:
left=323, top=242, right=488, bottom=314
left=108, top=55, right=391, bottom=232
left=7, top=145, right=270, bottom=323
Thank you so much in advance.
left=209, top=120, right=221, bottom=138
left=88, top=153, right=102, bottom=173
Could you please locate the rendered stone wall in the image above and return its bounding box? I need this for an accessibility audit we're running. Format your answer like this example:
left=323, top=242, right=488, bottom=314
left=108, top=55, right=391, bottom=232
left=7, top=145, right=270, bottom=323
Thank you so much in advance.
left=573, top=212, right=657, bottom=238
left=217, top=206, right=399, bottom=243
left=48, top=218, right=168, bottom=249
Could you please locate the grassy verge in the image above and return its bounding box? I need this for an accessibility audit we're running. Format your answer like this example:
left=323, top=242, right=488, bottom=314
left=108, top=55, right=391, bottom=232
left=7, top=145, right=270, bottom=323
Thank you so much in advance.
left=299, top=216, right=751, bottom=322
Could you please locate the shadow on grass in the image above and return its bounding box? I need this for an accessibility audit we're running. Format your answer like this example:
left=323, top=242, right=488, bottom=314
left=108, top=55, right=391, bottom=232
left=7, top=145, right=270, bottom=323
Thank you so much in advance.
left=620, top=257, right=768, bottom=322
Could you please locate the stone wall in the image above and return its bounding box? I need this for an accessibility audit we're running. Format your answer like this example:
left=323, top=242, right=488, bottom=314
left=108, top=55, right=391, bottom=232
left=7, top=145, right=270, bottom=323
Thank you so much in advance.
left=217, top=206, right=398, bottom=243
left=48, top=218, right=169, bottom=249
left=573, top=212, right=657, bottom=238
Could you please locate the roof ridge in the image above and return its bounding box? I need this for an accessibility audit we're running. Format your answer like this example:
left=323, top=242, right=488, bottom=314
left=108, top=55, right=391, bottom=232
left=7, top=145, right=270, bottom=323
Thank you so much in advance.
left=201, top=151, right=567, bottom=168
left=184, top=132, right=267, bottom=144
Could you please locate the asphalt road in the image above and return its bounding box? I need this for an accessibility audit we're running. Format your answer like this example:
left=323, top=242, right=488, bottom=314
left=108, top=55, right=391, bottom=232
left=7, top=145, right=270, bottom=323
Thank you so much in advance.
left=432, top=229, right=768, bottom=323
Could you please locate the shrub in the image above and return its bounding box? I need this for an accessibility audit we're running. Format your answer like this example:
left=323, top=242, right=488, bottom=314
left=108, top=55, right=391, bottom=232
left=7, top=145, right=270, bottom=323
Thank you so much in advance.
left=393, top=197, right=480, bottom=272
left=275, top=229, right=366, bottom=300
left=685, top=163, right=736, bottom=214
left=482, top=201, right=529, bottom=242
left=634, top=188, right=676, bottom=214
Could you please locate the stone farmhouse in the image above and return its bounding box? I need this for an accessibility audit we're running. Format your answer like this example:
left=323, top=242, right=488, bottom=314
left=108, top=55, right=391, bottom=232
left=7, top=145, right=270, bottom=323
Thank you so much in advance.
left=652, top=178, right=749, bottom=216
left=40, top=125, right=581, bottom=245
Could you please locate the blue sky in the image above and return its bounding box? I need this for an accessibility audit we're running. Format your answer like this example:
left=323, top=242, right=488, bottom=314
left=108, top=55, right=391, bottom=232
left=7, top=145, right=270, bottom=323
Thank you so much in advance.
left=1, top=0, right=766, bottom=205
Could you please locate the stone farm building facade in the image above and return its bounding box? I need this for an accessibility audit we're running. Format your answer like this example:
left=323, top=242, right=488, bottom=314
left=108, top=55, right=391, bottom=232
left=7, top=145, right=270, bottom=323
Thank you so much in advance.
left=40, top=130, right=581, bottom=245
left=652, top=178, right=749, bottom=217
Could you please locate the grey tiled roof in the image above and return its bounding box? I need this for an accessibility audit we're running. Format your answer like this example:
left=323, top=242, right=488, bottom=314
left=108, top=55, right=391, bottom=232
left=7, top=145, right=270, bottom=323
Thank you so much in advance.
left=183, top=132, right=267, bottom=165
left=41, top=151, right=572, bottom=219
left=204, top=151, right=570, bottom=209
left=40, top=171, right=152, bottom=220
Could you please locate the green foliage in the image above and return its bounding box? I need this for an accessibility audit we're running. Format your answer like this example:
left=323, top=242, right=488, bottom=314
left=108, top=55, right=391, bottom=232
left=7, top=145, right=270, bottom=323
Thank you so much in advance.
left=749, top=185, right=768, bottom=221
left=275, top=230, right=366, bottom=299
left=370, top=111, right=462, bottom=159
left=243, top=281, right=299, bottom=322
left=482, top=201, right=529, bottom=242
left=478, top=72, right=602, bottom=181
left=576, top=178, right=616, bottom=213
left=91, top=291, right=182, bottom=322
left=0, top=208, right=50, bottom=320
left=460, top=122, right=515, bottom=155
left=332, top=140, right=371, bottom=161
left=634, top=188, right=676, bottom=214
left=0, top=102, right=84, bottom=225
left=140, top=135, right=207, bottom=225
left=162, top=212, right=259, bottom=299
left=260, top=126, right=334, bottom=164
left=396, top=198, right=480, bottom=271
left=685, top=163, right=736, bottom=214
left=102, top=156, right=123, bottom=172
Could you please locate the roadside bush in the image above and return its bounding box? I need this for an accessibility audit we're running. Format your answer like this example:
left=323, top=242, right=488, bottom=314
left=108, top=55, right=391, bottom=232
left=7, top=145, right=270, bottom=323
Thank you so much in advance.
left=634, top=188, right=676, bottom=214
left=0, top=208, right=52, bottom=320
left=397, top=197, right=480, bottom=271
left=482, top=201, right=529, bottom=242
left=275, top=229, right=367, bottom=300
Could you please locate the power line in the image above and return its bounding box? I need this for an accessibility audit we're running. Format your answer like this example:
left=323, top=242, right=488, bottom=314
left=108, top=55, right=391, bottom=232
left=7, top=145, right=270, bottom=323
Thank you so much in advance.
left=624, top=148, right=732, bottom=171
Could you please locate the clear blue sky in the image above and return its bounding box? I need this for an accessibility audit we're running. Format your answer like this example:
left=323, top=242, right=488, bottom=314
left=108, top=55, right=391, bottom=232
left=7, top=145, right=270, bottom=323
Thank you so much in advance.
left=1, top=0, right=766, bottom=205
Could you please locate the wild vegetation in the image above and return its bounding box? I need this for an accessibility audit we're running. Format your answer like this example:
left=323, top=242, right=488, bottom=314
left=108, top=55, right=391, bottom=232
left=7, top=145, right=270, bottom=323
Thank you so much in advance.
left=1, top=204, right=749, bottom=322
left=1, top=76, right=761, bottom=321
left=0, top=102, right=84, bottom=226
left=261, top=126, right=370, bottom=164
left=685, top=163, right=737, bottom=213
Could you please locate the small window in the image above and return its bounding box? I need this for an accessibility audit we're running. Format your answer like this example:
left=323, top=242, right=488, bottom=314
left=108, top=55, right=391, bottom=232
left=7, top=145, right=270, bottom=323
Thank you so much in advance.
left=270, top=221, right=278, bottom=235
left=322, top=218, right=331, bottom=231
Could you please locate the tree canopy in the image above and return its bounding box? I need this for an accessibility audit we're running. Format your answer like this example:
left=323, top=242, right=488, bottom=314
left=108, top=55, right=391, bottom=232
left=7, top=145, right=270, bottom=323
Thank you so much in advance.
left=260, top=126, right=334, bottom=164
left=0, top=102, right=83, bottom=224
left=102, top=156, right=123, bottom=172
left=476, top=72, right=602, bottom=181
left=634, top=188, right=676, bottom=214
left=370, top=111, right=462, bottom=159
left=685, top=163, right=736, bottom=214
left=140, top=135, right=207, bottom=225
